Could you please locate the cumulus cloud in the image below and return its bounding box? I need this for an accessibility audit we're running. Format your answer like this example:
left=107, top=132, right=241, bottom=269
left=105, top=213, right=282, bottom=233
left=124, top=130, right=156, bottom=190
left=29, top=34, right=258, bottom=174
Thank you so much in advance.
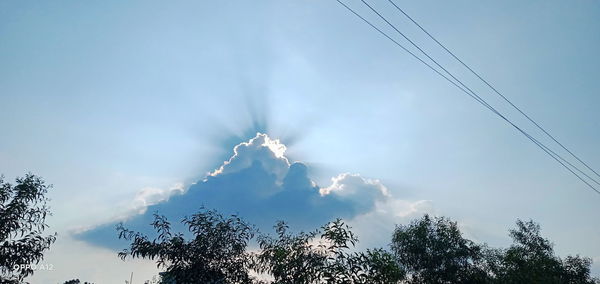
left=320, top=173, right=390, bottom=213
left=131, top=183, right=185, bottom=214
left=77, top=133, right=429, bottom=249
left=209, top=133, right=290, bottom=180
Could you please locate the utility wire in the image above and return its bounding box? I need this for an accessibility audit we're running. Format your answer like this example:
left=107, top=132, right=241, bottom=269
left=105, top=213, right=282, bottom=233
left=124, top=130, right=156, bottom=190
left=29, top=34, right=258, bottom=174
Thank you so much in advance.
left=357, top=0, right=600, bottom=188
left=359, top=0, right=600, bottom=190
left=334, top=0, right=600, bottom=194
left=386, top=0, right=600, bottom=180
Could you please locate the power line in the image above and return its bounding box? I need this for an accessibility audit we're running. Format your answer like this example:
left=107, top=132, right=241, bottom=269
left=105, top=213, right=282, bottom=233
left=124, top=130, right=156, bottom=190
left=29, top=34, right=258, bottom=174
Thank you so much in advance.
left=358, top=0, right=600, bottom=188
left=334, top=0, right=600, bottom=195
left=334, top=1, right=490, bottom=108
left=356, top=0, right=600, bottom=191
left=385, top=0, right=600, bottom=181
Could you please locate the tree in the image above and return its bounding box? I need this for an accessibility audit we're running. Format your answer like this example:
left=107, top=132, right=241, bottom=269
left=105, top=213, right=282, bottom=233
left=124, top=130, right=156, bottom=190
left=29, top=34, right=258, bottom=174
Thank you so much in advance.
left=391, top=214, right=488, bottom=283
left=254, top=219, right=405, bottom=283
left=63, top=279, right=94, bottom=284
left=254, top=221, right=326, bottom=283
left=0, top=174, right=56, bottom=283
left=355, top=248, right=406, bottom=284
left=485, top=219, right=598, bottom=284
left=561, top=255, right=597, bottom=284
left=117, top=208, right=256, bottom=284
left=117, top=208, right=597, bottom=284
left=120, top=210, right=404, bottom=284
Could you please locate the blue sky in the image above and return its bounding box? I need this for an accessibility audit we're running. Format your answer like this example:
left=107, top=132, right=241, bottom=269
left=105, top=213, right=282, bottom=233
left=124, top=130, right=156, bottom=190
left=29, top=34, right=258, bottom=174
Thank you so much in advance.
left=1, top=0, right=599, bottom=282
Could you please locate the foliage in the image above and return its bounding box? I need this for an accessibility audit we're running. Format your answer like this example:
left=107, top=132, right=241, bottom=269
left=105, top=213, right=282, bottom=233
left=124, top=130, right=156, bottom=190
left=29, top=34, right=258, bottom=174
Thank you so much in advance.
left=484, top=219, right=598, bottom=284
left=118, top=209, right=598, bottom=284
left=117, top=208, right=256, bottom=284
left=391, top=214, right=488, bottom=283
left=353, top=248, right=406, bottom=283
left=561, top=255, right=597, bottom=284
left=0, top=174, right=56, bottom=283
left=63, top=279, right=94, bottom=284
left=391, top=216, right=599, bottom=284
left=254, top=219, right=404, bottom=283
left=253, top=221, right=325, bottom=283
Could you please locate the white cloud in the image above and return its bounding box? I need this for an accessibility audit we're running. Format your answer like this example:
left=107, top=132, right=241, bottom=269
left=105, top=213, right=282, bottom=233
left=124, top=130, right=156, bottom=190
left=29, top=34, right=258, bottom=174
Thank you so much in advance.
left=209, top=133, right=290, bottom=180
left=79, top=133, right=432, bottom=250
left=347, top=199, right=433, bottom=249
left=131, top=182, right=185, bottom=213
left=320, top=173, right=391, bottom=213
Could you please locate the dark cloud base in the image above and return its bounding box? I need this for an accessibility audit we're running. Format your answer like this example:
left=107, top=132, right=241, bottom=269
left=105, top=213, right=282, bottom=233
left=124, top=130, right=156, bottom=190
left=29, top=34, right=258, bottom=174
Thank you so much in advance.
left=78, top=161, right=365, bottom=249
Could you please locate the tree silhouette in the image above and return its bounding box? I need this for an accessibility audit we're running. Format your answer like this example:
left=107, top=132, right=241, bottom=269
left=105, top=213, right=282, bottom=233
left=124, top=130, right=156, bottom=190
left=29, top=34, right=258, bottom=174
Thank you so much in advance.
left=117, top=208, right=256, bottom=284
left=118, top=212, right=405, bottom=283
left=254, top=221, right=326, bottom=283
left=63, top=279, right=94, bottom=284
left=117, top=209, right=598, bottom=284
left=484, top=219, right=598, bottom=283
left=254, top=219, right=404, bottom=283
left=391, top=214, right=488, bottom=283
left=0, top=174, right=56, bottom=283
